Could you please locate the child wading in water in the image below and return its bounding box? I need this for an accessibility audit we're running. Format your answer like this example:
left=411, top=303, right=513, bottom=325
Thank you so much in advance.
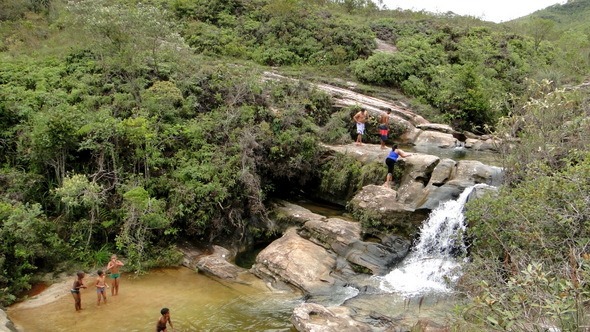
left=106, top=254, right=124, bottom=296
left=95, top=270, right=109, bottom=305
left=157, top=307, right=174, bottom=332
left=71, top=271, right=87, bottom=311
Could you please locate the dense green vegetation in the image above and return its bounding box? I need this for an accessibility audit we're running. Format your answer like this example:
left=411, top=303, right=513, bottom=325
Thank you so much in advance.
left=462, top=80, right=590, bottom=331
left=1, top=0, right=590, bottom=329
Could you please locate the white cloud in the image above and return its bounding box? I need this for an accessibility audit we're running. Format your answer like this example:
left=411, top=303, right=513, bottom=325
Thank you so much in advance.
left=381, top=0, right=566, bottom=23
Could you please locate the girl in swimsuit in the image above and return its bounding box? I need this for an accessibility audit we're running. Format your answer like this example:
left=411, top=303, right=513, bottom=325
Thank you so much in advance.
left=71, top=271, right=87, bottom=311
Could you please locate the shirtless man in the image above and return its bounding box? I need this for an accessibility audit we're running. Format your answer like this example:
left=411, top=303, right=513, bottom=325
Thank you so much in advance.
left=106, top=254, right=124, bottom=296
left=353, top=109, right=368, bottom=145
left=379, top=109, right=392, bottom=149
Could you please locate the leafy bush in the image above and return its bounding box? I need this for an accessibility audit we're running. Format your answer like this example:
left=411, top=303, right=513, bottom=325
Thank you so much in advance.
left=463, top=154, right=590, bottom=330
left=461, top=81, right=590, bottom=330
left=319, top=110, right=351, bottom=144
left=253, top=47, right=301, bottom=66
left=0, top=201, right=67, bottom=305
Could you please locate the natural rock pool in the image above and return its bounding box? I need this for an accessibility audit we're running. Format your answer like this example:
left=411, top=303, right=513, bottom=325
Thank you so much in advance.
left=8, top=267, right=302, bottom=331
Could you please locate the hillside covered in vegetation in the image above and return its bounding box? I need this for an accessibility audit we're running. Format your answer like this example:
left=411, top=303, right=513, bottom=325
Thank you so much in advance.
left=1, top=0, right=590, bottom=329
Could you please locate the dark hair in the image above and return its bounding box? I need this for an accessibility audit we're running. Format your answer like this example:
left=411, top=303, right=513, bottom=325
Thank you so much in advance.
left=391, top=144, right=398, bottom=150
left=386, top=108, right=392, bottom=113
left=97, top=270, right=103, bottom=276
left=76, top=271, right=85, bottom=278
left=161, top=307, right=169, bottom=315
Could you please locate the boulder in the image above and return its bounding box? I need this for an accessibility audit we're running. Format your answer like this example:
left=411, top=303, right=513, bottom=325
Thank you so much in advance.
left=252, top=228, right=337, bottom=294
left=195, top=246, right=248, bottom=280
left=320, top=143, right=389, bottom=164
left=301, top=218, right=410, bottom=275
left=413, top=319, right=451, bottom=332
left=468, top=137, right=499, bottom=151
left=466, top=183, right=498, bottom=202
left=398, top=154, right=440, bottom=185
left=275, top=202, right=410, bottom=276
left=343, top=235, right=409, bottom=275
left=394, top=155, right=496, bottom=210
left=427, top=158, right=456, bottom=186
left=416, top=123, right=455, bottom=134
left=180, top=244, right=248, bottom=281
left=300, top=217, right=361, bottom=251
left=413, top=130, right=457, bottom=147
left=272, top=201, right=324, bottom=229
left=348, top=185, right=428, bottom=237
left=0, top=310, right=16, bottom=332
left=291, top=303, right=372, bottom=332
left=416, top=179, right=475, bottom=210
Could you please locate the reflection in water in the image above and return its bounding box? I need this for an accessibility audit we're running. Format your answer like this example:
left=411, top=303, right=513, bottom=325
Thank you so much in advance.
left=295, top=200, right=346, bottom=218
left=8, top=267, right=301, bottom=332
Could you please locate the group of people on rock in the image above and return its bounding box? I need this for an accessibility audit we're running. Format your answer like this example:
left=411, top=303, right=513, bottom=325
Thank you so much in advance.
left=70, top=254, right=175, bottom=331
left=353, top=108, right=412, bottom=188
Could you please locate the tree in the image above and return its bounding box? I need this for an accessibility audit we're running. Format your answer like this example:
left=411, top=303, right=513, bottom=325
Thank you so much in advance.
left=54, top=174, right=105, bottom=249
left=26, top=105, right=83, bottom=186
left=67, top=0, right=188, bottom=80
left=526, top=18, right=555, bottom=51
left=0, top=201, right=64, bottom=305
left=117, top=186, right=172, bottom=271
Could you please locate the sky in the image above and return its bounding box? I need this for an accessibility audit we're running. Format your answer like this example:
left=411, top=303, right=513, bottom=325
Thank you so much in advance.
left=381, top=0, right=567, bottom=23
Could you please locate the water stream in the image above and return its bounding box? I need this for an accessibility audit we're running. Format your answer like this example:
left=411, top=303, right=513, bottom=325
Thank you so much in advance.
left=378, top=185, right=483, bottom=296
left=340, top=185, right=486, bottom=327
left=9, top=185, right=487, bottom=331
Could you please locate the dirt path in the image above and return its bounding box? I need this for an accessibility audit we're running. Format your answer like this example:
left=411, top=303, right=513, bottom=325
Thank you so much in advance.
left=375, top=38, right=397, bottom=53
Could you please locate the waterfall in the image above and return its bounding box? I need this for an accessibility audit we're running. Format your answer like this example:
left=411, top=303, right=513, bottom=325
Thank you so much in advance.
left=378, top=184, right=487, bottom=297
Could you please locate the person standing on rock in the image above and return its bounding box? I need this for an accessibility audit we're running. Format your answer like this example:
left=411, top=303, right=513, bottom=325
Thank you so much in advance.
left=384, top=144, right=411, bottom=188
left=353, top=109, right=368, bottom=145
left=379, top=108, right=392, bottom=149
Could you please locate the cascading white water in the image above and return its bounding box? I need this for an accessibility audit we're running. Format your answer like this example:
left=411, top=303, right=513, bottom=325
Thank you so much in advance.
left=379, top=185, right=487, bottom=297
